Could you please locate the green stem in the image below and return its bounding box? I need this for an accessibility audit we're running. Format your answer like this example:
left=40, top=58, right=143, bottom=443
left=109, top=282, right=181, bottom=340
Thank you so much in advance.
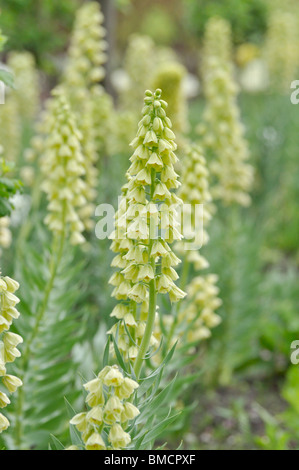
left=16, top=173, right=43, bottom=259
left=134, top=271, right=156, bottom=379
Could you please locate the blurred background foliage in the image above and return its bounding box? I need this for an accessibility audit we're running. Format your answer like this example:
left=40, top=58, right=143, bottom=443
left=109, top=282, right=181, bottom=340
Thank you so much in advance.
left=184, top=0, right=268, bottom=45
left=0, top=0, right=270, bottom=72
left=0, top=0, right=81, bottom=71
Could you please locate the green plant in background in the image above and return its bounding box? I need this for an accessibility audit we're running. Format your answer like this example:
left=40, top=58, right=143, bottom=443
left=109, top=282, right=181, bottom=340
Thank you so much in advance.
left=41, top=89, right=87, bottom=247
left=0, top=30, right=14, bottom=88
left=259, top=267, right=299, bottom=372
left=0, top=51, right=40, bottom=176
left=197, top=17, right=257, bottom=386
left=115, top=0, right=132, bottom=12
left=115, top=33, right=191, bottom=157
left=140, top=5, right=178, bottom=46
left=0, top=158, right=22, bottom=219
left=119, top=34, right=155, bottom=114
left=63, top=1, right=107, bottom=97
left=174, top=149, right=222, bottom=346
left=255, top=366, right=299, bottom=450
left=185, top=0, right=268, bottom=45
left=199, top=17, right=253, bottom=207
left=264, top=8, right=299, bottom=93
left=0, top=0, right=81, bottom=71
left=0, top=93, right=21, bottom=165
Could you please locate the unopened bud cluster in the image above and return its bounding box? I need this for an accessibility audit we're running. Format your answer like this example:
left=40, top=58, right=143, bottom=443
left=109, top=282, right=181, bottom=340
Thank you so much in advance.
left=152, top=61, right=188, bottom=138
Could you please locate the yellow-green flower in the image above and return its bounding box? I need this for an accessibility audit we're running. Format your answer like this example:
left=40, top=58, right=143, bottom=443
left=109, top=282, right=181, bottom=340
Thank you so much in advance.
left=62, top=2, right=112, bottom=228
left=0, top=413, right=9, bottom=433
left=0, top=273, right=23, bottom=433
left=69, top=365, right=139, bottom=450
left=40, top=88, right=87, bottom=245
left=198, top=18, right=253, bottom=207
left=85, top=432, right=106, bottom=451
left=108, top=424, right=131, bottom=449
left=176, top=143, right=212, bottom=269
left=179, top=274, right=222, bottom=344
left=63, top=1, right=107, bottom=94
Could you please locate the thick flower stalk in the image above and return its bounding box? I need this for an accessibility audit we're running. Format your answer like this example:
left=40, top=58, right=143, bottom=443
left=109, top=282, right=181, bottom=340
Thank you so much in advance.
left=198, top=18, right=253, bottom=207
left=68, top=365, right=139, bottom=450
left=0, top=274, right=23, bottom=433
left=108, top=89, right=186, bottom=378
left=7, top=51, right=40, bottom=121
left=40, top=88, right=87, bottom=246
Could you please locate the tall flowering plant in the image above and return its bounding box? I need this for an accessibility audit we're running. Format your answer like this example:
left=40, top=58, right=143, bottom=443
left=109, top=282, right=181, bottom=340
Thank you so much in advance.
left=108, top=88, right=186, bottom=377
left=67, top=89, right=187, bottom=450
